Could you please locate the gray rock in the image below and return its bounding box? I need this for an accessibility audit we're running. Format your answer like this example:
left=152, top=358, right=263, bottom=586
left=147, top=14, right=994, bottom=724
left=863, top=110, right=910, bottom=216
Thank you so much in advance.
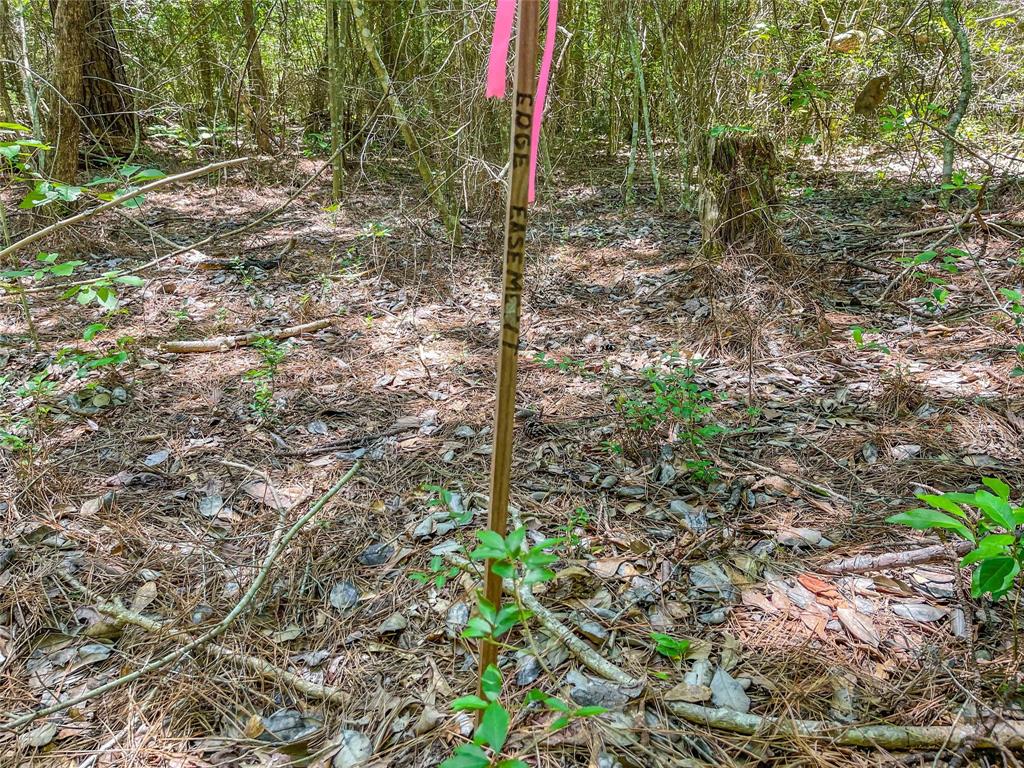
left=668, top=499, right=708, bottom=533
left=357, top=542, right=393, bottom=566
left=445, top=602, right=470, bottom=638
left=566, top=668, right=636, bottom=708
left=688, top=561, right=735, bottom=599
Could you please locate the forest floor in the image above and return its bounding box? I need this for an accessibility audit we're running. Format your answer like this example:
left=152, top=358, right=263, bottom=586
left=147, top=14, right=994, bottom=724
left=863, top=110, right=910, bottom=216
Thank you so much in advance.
left=2, top=148, right=1024, bottom=767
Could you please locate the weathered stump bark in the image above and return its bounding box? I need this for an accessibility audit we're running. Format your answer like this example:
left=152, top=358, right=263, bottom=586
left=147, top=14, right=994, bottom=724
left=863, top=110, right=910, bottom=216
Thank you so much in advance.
left=699, top=134, right=784, bottom=260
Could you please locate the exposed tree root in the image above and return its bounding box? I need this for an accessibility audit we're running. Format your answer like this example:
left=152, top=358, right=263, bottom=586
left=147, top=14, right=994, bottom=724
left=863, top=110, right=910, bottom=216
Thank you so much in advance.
left=818, top=541, right=974, bottom=575
left=161, top=317, right=335, bottom=353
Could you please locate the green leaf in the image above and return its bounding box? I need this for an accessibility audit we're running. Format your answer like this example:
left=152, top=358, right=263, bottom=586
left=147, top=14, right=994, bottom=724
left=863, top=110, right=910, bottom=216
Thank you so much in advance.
left=477, top=530, right=506, bottom=552
left=118, top=164, right=142, bottom=177
left=982, top=477, right=1012, bottom=502
left=49, top=260, right=84, bottom=277
left=480, top=664, right=503, bottom=701
left=491, top=560, right=515, bottom=579
left=475, top=701, right=509, bottom=752
left=960, top=534, right=1014, bottom=566
left=0, top=122, right=30, bottom=132
left=82, top=323, right=106, bottom=341
left=574, top=706, right=608, bottom=717
left=916, top=494, right=968, bottom=518
left=132, top=168, right=166, bottom=181
left=550, top=715, right=570, bottom=731
left=971, top=556, right=1019, bottom=600
left=885, top=509, right=974, bottom=541
left=451, top=695, right=489, bottom=711
left=439, top=743, right=491, bottom=768
left=505, top=527, right=526, bottom=555
left=462, top=616, right=492, bottom=639
left=495, top=760, right=529, bottom=768
left=115, top=275, right=145, bottom=287
left=971, top=491, right=1016, bottom=531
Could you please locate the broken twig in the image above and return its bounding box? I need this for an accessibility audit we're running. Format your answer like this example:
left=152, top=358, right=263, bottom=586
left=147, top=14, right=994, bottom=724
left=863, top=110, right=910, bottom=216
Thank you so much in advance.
left=161, top=317, right=335, bottom=354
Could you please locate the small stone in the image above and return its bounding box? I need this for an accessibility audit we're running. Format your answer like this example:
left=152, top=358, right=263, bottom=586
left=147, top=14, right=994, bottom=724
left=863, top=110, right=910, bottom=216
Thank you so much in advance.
left=357, top=542, right=393, bottom=566
left=515, top=655, right=542, bottom=686
left=191, top=604, right=214, bottom=624
left=600, top=475, right=618, bottom=489
left=446, top=602, right=470, bottom=638
left=453, top=425, right=476, bottom=438
left=697, top=607, right=730, bottom=624
left=616, top=485, right=646, bottom=498
left=307, top=420, right=328, bottom=435
left=668, top=499, right=708, bottom=533
left=143, top=449, right=169, bottom=467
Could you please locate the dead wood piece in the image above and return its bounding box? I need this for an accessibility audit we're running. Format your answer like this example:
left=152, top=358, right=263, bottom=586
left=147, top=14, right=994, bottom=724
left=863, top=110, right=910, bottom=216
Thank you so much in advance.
left=161, top=317, right=334, bottom=354
left=818, top=540, right=974, bottom=575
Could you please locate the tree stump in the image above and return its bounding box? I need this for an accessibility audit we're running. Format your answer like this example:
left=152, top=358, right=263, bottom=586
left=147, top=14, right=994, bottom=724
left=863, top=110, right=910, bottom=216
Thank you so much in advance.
left=698, top=134, right=785, bottom=261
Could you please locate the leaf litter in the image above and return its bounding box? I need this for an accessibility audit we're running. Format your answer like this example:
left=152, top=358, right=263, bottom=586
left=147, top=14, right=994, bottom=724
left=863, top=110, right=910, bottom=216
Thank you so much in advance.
left=2, top=158, right=1023, bottom=767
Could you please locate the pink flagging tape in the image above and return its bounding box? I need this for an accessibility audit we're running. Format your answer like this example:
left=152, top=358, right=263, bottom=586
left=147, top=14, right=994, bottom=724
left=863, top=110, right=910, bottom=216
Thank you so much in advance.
left=484, top=0, right=559, bottom=203
left=529, top=0, right=558, bottom=202
left=485, top=0, right=516, bottom=98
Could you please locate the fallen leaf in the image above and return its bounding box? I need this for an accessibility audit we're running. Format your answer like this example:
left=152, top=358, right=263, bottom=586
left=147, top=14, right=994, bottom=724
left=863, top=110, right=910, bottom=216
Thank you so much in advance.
left=130, top=581, right=158, bottom=613
left=836, top=607, right=880, bottom=647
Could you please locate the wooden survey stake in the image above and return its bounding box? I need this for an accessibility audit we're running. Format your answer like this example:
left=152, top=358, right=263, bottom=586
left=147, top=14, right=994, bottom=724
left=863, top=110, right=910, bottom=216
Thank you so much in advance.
left=479, top=0, right=540, bottom=685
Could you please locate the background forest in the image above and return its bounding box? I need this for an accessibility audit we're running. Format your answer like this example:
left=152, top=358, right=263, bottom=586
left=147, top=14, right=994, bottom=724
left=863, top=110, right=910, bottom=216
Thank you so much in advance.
left=2, top=1, right=1024, bottom=767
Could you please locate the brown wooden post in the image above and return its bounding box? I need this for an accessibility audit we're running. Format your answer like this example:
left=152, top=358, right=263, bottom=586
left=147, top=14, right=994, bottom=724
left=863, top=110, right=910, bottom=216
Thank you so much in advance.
left=478, top=0, right=539, bottom=689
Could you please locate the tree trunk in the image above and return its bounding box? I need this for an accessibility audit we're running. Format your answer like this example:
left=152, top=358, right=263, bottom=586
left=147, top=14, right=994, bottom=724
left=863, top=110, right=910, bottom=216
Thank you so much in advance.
left=348, top=0, right=458, bottom=237
left=626, top=9, right=661, bottom=207
left=241, top=0, right=273, bottom=152
left=940, top=0, right=972, bottom=185
left=14, top=0, right=40, bottom=140
left=193, top=0, right=217, bottom=122
left=0, top=0, right=19, bottom=120
left=327, top=0, right=346, bottom=201
left=48, top=0, right=88, bottom=180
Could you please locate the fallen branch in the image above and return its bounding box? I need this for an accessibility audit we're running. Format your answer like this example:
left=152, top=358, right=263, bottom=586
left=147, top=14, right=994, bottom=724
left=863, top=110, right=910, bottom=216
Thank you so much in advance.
left=501, top=509, right=1024, bottom=751
left=0, top=157, right=249, bottom=263
left=161, top=317, right=335, bottom=354
left=0, top=462, right=360, bottom=732
left=56, top=572, right=349, bottom=707
left=818, top=540, right=974, bottom=575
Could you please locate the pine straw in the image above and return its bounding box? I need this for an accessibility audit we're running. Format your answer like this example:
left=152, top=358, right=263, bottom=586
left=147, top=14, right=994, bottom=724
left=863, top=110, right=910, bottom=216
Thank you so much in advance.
left=4, top=161, right=1024, bottom=765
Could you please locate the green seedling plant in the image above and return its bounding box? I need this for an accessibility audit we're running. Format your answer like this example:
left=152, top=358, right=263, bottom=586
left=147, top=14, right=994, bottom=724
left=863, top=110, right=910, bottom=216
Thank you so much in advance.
left=850, top=326, right=890, bottom=354
left=533, top=351, right=590, bottom=377
left=651, top=631, right=691, bottom=661
left=522, top=690, right=607, bottom=732
left=444, top=665, right=523, bottom=768
left=1012, top=345, right=1024, bottom=378
left=440, top=527, right=606, bottom=767
left=424, top=482, right=473, bottom=525
left=1000, top=288, right=1024, bottom=327
left=243, top=337, right=288, bottom=421
left=409, top=555, right=461, bottom=590
left=614, top=361, right=724, bottom=482
left=888, top=478, right=1024, bottom=600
